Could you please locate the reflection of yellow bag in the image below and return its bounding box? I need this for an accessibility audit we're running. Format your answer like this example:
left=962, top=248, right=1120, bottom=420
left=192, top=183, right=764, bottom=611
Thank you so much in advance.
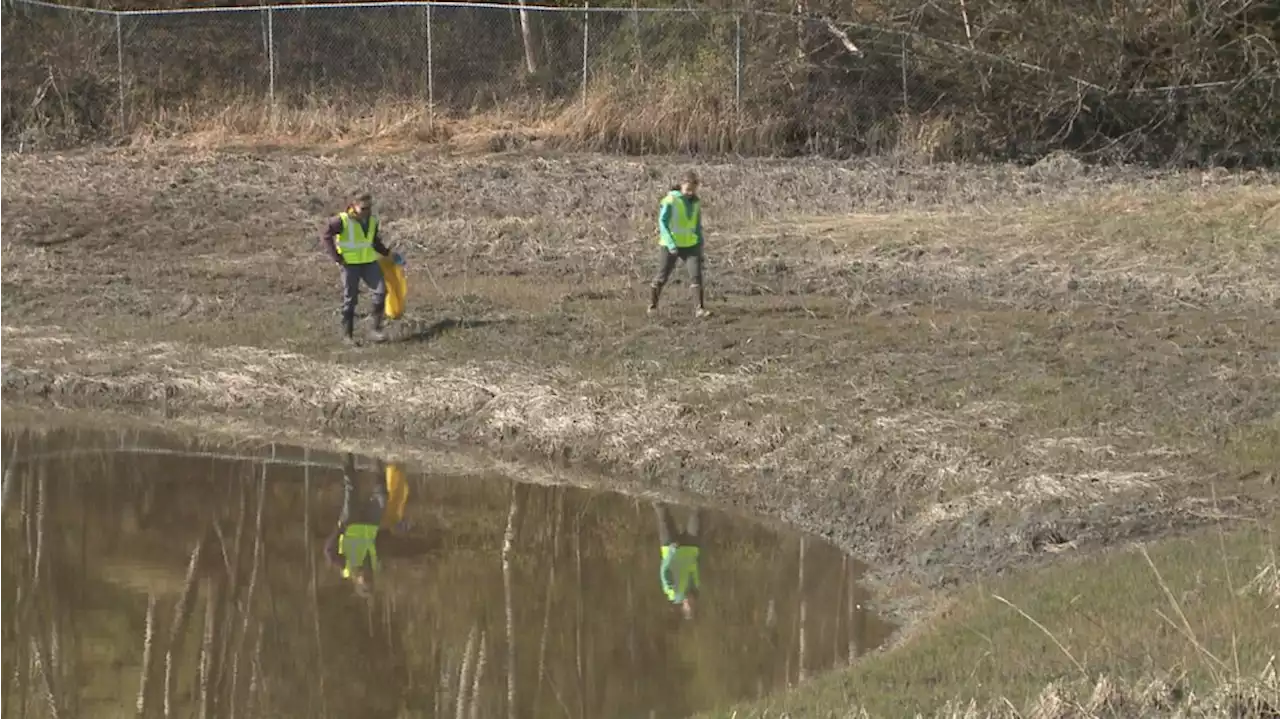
left=379, top=256, right=408, bottom=320
left=381, top=463, right=410, bottom=530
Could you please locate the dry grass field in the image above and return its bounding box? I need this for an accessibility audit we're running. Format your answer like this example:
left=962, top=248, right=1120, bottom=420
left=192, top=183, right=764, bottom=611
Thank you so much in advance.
left=3, top=141, right=1278, bottom=716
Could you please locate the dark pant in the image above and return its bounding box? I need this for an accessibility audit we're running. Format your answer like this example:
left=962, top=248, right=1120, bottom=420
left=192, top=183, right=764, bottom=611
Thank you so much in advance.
left=340, top=456, right=389, bottom=526
left=341, top=261, right=387, bottom=333
left=652, top=246, right=704, bottom=287
left=654, top=502, right=700, bottom=547
left=649, top=246, right=705, bottom=309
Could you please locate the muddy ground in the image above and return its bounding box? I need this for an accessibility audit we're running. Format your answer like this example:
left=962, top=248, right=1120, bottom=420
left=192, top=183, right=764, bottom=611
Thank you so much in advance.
left=2, top=144, right=1279, bottom=627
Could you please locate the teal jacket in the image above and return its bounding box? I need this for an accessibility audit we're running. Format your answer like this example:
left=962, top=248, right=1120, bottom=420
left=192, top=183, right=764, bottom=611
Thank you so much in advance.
left=658, top=191, right=704, bottom=251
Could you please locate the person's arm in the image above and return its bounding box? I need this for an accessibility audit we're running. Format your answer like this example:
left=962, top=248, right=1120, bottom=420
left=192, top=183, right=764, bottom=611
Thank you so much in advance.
left=658, top=198, right=677, bottom=252
left=660, top=547, right=680, bottom=602
left=324, top=525, right=344, bottom=569
left=694, top=199, right=705, bottom=246
left=321, top=216, right=344, bottom=264
left=372, top=225, right=393, bottom=257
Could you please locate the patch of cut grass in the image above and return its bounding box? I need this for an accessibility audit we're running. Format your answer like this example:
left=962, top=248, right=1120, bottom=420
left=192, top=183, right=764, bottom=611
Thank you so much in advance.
left=700, top=520, right=1280, bottom=719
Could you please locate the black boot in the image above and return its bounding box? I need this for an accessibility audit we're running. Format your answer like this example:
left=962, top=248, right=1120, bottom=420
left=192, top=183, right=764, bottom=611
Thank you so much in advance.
left=647, top=284, right=662, bottom=314
left=368, top=312, right=388, bottom=343
left=693, top=284, right=710, bottom=318
left=342, top=314, right=359, bottom=345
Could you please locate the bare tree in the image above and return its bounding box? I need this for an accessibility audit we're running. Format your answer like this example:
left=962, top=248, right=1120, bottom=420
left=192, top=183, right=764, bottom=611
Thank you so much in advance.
left=517, top=2, right=539, bottom=75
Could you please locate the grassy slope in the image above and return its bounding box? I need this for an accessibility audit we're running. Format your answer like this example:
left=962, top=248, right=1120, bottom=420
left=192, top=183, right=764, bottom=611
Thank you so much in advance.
left=2, top=144, right=1280, bottom=715
left=699, top=520, right=1280, bottom=718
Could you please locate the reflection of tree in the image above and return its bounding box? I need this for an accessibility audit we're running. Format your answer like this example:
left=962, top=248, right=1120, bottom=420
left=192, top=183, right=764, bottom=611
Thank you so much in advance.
left=1, top=426, right=892, bottom=719
left=502, top=483, right=520, bottom=719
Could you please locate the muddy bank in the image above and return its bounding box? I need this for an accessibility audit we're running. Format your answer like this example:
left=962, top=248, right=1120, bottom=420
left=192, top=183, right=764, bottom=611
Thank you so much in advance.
left=3, top=324, right=1268, bottom=630
left=3, top=148, right=1279, bottom=629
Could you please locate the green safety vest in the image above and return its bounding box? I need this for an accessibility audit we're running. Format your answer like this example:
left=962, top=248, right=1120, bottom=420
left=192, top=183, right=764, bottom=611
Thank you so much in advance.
left=660, top=191, right=701, bottom=248
left=661, top=544, right=701, bottom=601
left=339, top=523, right=380, bottom=578
left=336, top=212, right=380, bottom=265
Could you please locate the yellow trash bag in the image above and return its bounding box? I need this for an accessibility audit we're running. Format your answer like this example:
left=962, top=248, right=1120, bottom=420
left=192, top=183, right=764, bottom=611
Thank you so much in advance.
left=380, top=463, right=411, bottom=531
left=379, top=254, right=408, bottom=320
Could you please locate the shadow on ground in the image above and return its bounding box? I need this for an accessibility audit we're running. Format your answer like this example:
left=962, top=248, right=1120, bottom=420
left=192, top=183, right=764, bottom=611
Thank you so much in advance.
left=397, top=317, right=511, bottom=343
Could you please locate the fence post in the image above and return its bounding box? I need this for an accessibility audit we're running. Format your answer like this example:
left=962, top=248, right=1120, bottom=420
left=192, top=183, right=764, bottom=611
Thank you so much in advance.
left=581, top=1, right=589, bottom=108
left=267, top=7, right=276, bottom=109
left=900, top=33, right=908, bottom=111
left=427, top=2, right=434, bottom=127
left=115, top=13, right=125, bottom=134
left=735, top=13, right=742, bottom=124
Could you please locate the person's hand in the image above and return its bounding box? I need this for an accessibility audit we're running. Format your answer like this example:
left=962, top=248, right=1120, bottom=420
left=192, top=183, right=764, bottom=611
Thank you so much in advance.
left=681, top=597, right=695, bottom=620
left=667, top=246, right=678, bottom=254
left=392, top=252, right=406, bottom=267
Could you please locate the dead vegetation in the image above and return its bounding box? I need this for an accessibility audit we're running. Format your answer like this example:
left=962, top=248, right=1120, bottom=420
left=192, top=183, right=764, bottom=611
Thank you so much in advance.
left=2, top=0, right=1278, bottom=163
left=2, top=149, right=1277, bottom=605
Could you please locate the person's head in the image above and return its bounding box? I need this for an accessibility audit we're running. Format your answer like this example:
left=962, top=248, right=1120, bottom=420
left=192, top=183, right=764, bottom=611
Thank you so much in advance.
left=348, top=192, right=373, bottom=221
left=674, top=170, right=699, bottom=198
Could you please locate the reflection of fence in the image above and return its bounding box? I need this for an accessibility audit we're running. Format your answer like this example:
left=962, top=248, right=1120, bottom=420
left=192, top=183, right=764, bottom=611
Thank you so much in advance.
left=8, top=447, right=355, bottom=472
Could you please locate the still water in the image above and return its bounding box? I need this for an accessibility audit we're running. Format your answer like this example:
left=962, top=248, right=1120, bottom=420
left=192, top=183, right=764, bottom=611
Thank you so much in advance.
left=1, top=415, right=892, bottom=719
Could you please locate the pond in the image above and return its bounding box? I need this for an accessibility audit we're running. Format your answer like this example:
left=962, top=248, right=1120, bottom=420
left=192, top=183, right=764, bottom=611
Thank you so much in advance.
left=1, top=412, right=893, bottom=719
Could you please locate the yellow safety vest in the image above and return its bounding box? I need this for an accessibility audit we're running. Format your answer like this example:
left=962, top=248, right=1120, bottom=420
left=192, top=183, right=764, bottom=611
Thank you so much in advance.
left=339, top=523, right=380, bottom=578
left=660, top=191, right=701, bottom=248
left=336, top=212, right=379, bottom=265
left=661, top=544, right=701, bottom=600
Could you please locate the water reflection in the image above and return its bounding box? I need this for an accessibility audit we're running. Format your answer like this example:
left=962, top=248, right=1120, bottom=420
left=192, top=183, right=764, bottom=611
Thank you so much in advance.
left=0, top=420, right=893, bottom=719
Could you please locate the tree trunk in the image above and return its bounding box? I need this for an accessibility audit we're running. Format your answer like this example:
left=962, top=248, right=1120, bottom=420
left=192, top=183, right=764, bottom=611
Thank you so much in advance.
left=519, top=5, right=539, bottom=75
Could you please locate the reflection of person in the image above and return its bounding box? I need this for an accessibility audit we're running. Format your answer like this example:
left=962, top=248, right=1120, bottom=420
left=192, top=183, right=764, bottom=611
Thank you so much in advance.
left=325, top=453, right=389, bottom=597
left=654, top=502, right=701, bottom=619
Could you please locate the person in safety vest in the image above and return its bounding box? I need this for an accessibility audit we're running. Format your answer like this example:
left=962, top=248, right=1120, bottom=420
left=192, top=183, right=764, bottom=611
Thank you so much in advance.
left=324, top=452, right=390, bottom=597
left=654, top=501, right=702, bottom=620
left=321, top=191, right=399, bottom=345
left=647, top=170, right=711, bottom=318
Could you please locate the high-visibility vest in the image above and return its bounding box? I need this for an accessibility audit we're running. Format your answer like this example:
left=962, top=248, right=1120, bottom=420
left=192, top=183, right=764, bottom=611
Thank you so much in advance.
left=661, top=544, right=701, bottom=600
left=339, top=523, right=380, bottom=578
left=660, top=191, right=701, bottom=248
left=336, top=212, right=379, bottom=265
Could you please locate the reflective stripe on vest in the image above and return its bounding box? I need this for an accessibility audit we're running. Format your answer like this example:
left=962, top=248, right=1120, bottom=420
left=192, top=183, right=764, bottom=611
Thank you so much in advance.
left=661, top=544, right=700, bottom=600
left=337, top=212, right=379, bottom=265
left=661, top=191, right=700, bottom=248
left=339, top=523, right=380, bottom=578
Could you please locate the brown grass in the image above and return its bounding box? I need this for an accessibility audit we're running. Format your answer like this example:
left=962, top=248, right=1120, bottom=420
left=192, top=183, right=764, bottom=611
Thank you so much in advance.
left=699, top=521, right=1280, bottom=718
left=2, top=147, right=1279, bottom=622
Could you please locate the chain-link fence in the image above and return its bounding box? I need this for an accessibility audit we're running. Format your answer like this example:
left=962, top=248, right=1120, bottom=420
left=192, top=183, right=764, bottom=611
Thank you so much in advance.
left=3, top=0, right=1278, bottom=161
left=1, top=0, right=952, bottom=150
